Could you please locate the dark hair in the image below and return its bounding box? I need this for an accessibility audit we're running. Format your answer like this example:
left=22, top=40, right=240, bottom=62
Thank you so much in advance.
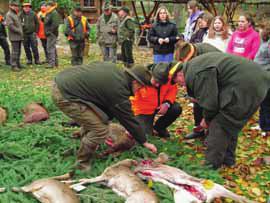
left=208, top=16, right=230, bottom=40
left=261, top=24, right=270, bottom=42
left=239, top=12, right=255, bottom=28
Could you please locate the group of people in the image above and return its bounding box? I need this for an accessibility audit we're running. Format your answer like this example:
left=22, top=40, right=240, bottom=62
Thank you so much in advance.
left=1, top=0, right=270, bottom=171
left=1, top=0, right=60, bottom=71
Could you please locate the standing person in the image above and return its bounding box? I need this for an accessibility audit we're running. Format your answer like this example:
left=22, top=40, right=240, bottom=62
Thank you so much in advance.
left=172, top=53, right=270, bottom=169
left=118, top=6, right=135, bottom=68
left=131, top=62, right=182, bottom=138
left=175, top=42, right=221, bottom=140
left=226, top=13, right=260, bottom=60
left=148, top=6, right=179, bottom=63
left=97, top=2, right=118, bottom=63
left=254, top=25, right=270, bottom=136
left=44, top=1, right=60, bottom=68
left=37, top=1, right=49, bottom=63
left=0, top=13, right=11, bottom=66
left=52, top=62, right=158, bottom=171
left=5, top=0, right=23, bottom=72
left=20, top=1, right=41, bottom=65
left=65, top=4, right=90, bottom=65
left=190, top=12, right=213, bottom=43
left=203, top=16, right=230, bottom=52
left=183, top=0, right=203, bottom=42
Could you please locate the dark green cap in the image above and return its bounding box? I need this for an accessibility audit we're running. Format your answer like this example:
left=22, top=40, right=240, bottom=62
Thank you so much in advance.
left=175, top=42, right=196, bottom=61
left=40, top=1, right=46, bottom=7
left=119, top=6, right=130, bottom=14
left=125, top=65, right=151, bottom=86
left=150, top=62, right=171, bottom=85
left=103, top=2, right=112, bottom=10
left=9, top=0, right=20, bottom=6
left=22, top=0, right=31, bottom=7
left=73, top=3, right=82, bottom=11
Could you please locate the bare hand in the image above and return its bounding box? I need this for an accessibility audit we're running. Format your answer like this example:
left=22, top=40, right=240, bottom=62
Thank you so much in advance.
left=143, top=142, right=157, bottom=153
left=158, top=38, right=164, bottom=45
left=200, top=118, right=209, bottom=129
left=157, top=103, right=169, bottom=115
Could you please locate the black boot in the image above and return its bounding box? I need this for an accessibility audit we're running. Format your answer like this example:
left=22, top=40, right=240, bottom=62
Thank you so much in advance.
left=185, top=126, right=205, bottom=139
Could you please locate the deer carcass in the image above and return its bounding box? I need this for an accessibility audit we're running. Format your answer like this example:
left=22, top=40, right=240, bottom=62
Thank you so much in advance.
left=134, top=153, right=255, bottom=203
left=78, top=159, right=158, bottom=203
left=12, top=173, right=79, bottom=203
left=23, top=102, right=49, bottom=123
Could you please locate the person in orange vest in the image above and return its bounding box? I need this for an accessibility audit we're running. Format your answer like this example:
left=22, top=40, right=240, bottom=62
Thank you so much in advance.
left=65, top=4, right=90, bottom=65
left=37, top=1, right=48, bottom=63
left=130, top=62, right=182, bottom=138
left=0, top=13, right=11, bottom=66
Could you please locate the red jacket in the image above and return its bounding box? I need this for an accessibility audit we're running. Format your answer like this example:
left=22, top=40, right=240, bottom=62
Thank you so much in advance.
left=130, top=77, right=178, bottom=116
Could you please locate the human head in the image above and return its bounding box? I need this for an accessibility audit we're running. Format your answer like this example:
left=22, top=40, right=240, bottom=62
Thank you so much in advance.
left=149, top=63, right=170, bottom=88
left=22, top=1, right=32, bottom=13
left=171, top=64, right=185, bottom=86
left=175, top=42, right=196, bottom=62
left=73, top=4, right=82, bottom=17
left=260, top=24, right=270, bottom=42
left=125, top=65, right=152, bottom=93
left=118, top=6, right=129, bottom=18
left=40, top=1, right=47, bottom=12
left=156, top=6, right=170, bottom=22
left=238, top=12, right=255, bottom=31
left=199, top=12, right=213, bottom=28
left=187, top=0, right=199, bottom=16
left=103, top=2, right=112, bottom=16
left=208, top=16, right=229, bottom=40
left=9, top=0, right=20, bottom=13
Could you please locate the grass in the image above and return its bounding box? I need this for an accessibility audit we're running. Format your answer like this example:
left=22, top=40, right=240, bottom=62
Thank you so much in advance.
left=0, top=46, right=269, bottom=202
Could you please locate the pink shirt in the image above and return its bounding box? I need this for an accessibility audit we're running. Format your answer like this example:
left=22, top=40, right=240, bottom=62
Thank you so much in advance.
left=226, top=27, right=260, bottom=60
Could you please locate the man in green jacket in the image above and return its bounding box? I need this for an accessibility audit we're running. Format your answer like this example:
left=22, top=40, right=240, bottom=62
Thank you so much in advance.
left=97, top=2, right=118, bottom=63
left=5, top=0, right=23, bottom=71
left=172, top=53, right=270, bottom=169
left=176, top=42, right=222, bottom=139
left=52, top=62, right=158, bottom=171
left=65, top=4, right=90, bottom=65
left=118, top=6, right=135, bottom=68
left=20, top=1, right=41, bottom=65
left=44, top=1, right=60, bottom=68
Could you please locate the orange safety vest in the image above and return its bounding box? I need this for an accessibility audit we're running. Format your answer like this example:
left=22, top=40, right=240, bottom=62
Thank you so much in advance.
left=67, top=15, right=87, bottom=41
left=37, top=11, right=46, bottom=39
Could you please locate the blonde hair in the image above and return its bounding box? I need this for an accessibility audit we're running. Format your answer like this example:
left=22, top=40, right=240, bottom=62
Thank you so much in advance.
left=208, top=16, right=229, bottom=40
left=155, top=6, right=171, bottom=22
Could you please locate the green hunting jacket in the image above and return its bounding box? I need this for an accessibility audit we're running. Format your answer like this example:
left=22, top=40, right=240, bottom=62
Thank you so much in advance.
left=183, top=52, right=270, bottom=127
left=117, top=15, right=135, bottom=44
left=97, top=13, right=118, bottom=47
left=194, top=43, right=221, bottom=56
left=19, top=10, right=39, bottom=35
left=65, top=15, right=90, bottom=42
left=54, top=62, right=147, bottom=144
left=5, top=9, right=23, bottom=41
left=44, top=7, right=60, bottom=37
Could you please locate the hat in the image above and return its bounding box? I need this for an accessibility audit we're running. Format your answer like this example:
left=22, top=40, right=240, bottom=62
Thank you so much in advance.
left=119, top=6, right=130, bottom=14
left=103, top=2, right=112, bottom=10
left=125, top=65, right=151, bottom=86
left=73, top=3, right=82, bottom=11
left=22, top=0, right=31, bottom=7
left=171, top=63, right=184, bottom=84
left=47, top=1, right=56, bottom=6
left=40, top=1, right=46, bottom=7
left=9, top=0, right=20, bottom=6
left=175, top=42, right=196, bottom=62
left=150, top=63, right=171, bottom=85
